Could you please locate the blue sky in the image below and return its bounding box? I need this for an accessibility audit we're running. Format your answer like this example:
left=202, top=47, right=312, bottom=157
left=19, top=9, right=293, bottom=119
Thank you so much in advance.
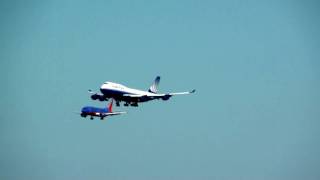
left=1, top=0, right=320, bottom=179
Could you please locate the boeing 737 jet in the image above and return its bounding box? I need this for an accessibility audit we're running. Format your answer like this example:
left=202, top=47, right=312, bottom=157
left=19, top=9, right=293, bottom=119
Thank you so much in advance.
left=88, top=76, right=195, bottom=107
left=80, top=100, right=126, bottom=120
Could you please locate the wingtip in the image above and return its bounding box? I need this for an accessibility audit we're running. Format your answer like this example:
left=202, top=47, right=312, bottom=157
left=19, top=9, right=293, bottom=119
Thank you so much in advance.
left=115, top=111, right=127, bottom=114
left=190, top=89, right=196, bottom=93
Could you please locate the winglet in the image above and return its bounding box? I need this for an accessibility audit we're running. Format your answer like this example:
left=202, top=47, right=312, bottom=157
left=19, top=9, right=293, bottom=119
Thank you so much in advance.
left=108, top=99, right=113, bottom=112
left=190, top=89, right=196, bottom=93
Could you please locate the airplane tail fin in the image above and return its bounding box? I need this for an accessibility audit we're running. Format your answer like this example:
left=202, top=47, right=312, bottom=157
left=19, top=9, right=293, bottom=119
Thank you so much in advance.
left=108, top=99, right=113, bottom=112
left=148, top=76, right=160, bottom=93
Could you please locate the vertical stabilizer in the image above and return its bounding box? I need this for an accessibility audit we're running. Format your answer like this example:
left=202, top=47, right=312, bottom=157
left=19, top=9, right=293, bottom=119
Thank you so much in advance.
left=108, top=99, right=113, bottom=112
left=148, top=76, right=160, bottom=93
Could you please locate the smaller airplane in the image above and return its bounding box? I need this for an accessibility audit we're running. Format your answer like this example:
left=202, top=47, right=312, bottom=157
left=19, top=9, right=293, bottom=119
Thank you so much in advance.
left=80, top=99, right=126, bottom=120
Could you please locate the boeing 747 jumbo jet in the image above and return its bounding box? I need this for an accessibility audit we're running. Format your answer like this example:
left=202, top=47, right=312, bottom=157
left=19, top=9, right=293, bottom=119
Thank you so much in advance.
left=89, top=76, right=195, bottom=107
left=80, top=100, right=126, bottom=120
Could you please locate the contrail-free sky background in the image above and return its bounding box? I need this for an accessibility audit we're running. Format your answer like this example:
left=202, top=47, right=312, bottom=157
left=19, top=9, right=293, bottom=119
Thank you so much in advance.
left=1, top=0, right=320, bottom=179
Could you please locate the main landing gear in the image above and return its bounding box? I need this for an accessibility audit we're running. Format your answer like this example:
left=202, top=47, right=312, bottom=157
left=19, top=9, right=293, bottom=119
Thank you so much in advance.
left=112, top=100, right=139, bottom=107
left=131, top=102, right=138, bottom=107
left=123, top=102, right=138, bottom=107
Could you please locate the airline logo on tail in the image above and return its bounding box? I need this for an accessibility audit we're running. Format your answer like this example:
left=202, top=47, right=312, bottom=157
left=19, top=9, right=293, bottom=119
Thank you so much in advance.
left=148, top=76, right=160, bottom=93
left=108, top=99, right=113, bottom=112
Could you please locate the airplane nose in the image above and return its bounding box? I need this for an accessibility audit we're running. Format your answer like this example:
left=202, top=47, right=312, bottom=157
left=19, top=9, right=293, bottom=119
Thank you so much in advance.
left=100, top=84, right=107, bottom=93
left=100, top=84, right=106, bottom=92
left=81, top=107, right=87, bottom=112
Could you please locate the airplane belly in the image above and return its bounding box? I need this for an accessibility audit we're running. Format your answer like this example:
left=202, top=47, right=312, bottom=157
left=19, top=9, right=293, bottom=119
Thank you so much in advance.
left=139, top=96, right=152, bottom=102
left=100, top=88, right=126, bottom=97
left=85, top=112, right=97, bottom=116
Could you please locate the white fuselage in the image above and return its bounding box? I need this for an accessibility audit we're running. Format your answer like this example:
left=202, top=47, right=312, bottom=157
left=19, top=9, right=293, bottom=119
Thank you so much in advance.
left=100, top=81, right=156, bottom=96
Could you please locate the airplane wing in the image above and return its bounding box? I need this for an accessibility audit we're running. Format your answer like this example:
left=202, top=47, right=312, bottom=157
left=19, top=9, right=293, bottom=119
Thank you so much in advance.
left=88, top=89, right=97, bottom=94
left=88, top=89, right=105, bottom=96
left=101, top=111, right=127, bottom=117
left=123, top=94, right=144, bottom=97
left=168, top=89, right=196, bottom=96
left=88, top=89, right=108, bottom=101
left=122, top=89, right=196, bottom=99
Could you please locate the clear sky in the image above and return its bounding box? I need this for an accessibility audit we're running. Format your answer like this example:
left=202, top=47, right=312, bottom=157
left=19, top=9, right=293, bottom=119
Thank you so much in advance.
left=1, top=0, right=320, bottom=179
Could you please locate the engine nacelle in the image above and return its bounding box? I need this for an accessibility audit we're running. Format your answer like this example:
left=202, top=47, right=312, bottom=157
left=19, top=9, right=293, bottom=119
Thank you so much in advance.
left=162, top=95, right=171, bottom=101
left=91, top=94, right=99, bottom=100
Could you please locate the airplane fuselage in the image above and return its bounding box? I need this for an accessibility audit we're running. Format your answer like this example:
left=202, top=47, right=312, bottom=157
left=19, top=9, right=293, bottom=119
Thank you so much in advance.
left=81, top=106, right=109, bottom=118
left=100, top=82, right=160, bottom=103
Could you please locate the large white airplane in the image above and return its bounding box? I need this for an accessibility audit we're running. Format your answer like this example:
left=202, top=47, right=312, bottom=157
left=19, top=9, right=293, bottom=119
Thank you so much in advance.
left=88, top=76, right=195, bottom=107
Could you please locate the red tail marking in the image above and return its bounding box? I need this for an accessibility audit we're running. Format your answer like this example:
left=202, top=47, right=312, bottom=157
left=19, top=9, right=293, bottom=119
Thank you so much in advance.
left=108, top=99, right=113, bottom=112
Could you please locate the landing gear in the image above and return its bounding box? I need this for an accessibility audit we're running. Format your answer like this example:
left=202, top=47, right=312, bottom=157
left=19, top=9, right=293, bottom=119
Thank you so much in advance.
left=90, top=116, right=94, bottom=120
left=124, top=102, right=129, bottom=106
left=98, top=96, right=105, bottom=101
left=131, top=102, right=138, bottom=107
left=116, top=101, right=120, bottom=107
left=100, top=117, right=104, bottom=120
